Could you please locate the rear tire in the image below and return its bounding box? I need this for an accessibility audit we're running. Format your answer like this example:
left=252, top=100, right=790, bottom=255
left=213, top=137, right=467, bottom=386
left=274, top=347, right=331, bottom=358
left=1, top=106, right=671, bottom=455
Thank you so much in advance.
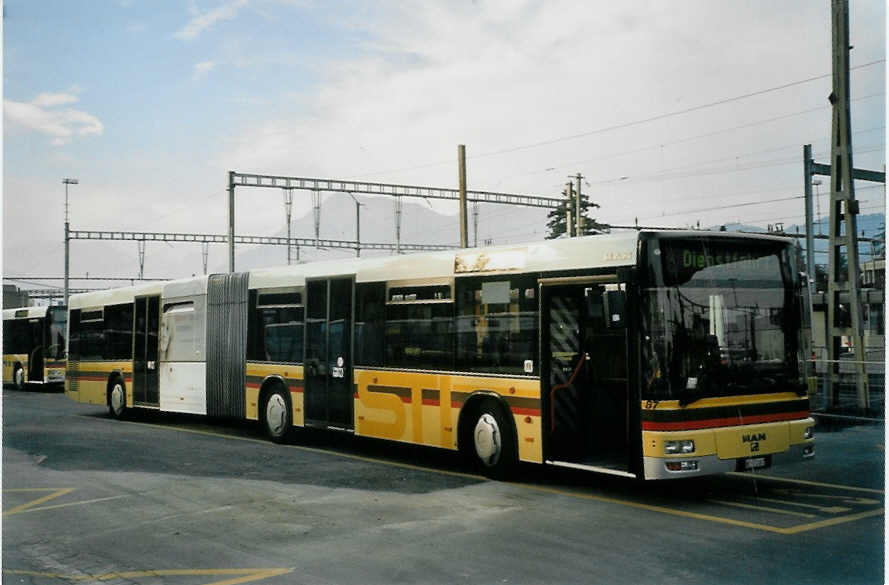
left=464, top=398, right=517, bottom=479
left=13, top=365, right=25, bottom=391
left=262, top=386, right=293, bottom=443
left=108, top=376, right=128, bottom=420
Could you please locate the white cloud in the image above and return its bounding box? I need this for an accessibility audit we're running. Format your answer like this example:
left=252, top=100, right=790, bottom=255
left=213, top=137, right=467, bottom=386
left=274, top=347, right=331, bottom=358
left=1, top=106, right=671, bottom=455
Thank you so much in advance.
left=31, top=92, right=80, bottom=108
left=174, top=0, right=248, bottom=40
left=216, top=1, right=884, bottom=236
left=4, top=91, right=104, bottom=146
left=193, top=60, right=217, bottom=79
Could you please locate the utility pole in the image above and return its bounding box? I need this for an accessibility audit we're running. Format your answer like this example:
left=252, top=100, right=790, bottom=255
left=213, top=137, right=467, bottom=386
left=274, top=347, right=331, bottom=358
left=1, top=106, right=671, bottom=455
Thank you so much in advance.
left=472, top=202, right=479, bottom=247
left=347, top=192, right=361, bottom=258
left=803, top=145, right=817, bottom=288
left=566, top=182, right=576, bottom=237
left=312, top=190, right=322, bottom=248
left=458, top=144, right=468, bottom=248
left=394, top=196, right=403, bottom=254
left=137, top=240, right=146, bottom=279
left=228, top=171, right=235, bottom=273
left=283, top=189, right=294, bottom=265
left=202, top=242, right=209, bottom=274
left=62, top=178, right=78, bottom=306
left=574, top=173, right=584, bottom=236
left=827, top=0, right=868, bottom=410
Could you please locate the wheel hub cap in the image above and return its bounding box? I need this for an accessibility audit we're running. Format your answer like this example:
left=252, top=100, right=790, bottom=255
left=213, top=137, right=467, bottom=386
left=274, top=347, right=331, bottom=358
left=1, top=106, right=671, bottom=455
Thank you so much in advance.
left=474, top=413, right=501, bottom=466
left=266, top=394, right=287, bottom=435
left=111, top=384, right=124, bottom=413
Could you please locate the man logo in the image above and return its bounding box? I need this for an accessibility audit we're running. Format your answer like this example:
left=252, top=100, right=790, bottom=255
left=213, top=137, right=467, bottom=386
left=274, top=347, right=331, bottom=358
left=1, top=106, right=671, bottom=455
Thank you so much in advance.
left=743, top=432, right=765, bottom=453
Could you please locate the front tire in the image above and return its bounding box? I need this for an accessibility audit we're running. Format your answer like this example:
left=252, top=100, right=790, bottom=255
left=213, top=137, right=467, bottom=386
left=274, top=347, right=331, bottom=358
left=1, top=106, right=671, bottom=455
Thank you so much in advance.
left=13, top=365, right=25, bottom=391
left=108, top=376, right=128, bottom=419
left=466, top=398, right=517, bottom=479
left=262, top=386, right=293, bottom=443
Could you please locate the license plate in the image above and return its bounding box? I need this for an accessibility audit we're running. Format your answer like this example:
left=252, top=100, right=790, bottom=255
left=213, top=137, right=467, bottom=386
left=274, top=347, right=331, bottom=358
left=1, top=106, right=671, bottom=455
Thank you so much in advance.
left=743, top=457, right=767, bottom=470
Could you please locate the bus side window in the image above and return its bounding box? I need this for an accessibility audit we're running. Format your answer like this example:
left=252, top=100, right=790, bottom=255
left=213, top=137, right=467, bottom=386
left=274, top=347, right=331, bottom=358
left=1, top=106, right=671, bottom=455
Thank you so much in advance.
left=455, top=276, right=538, bottom=375
left=355, top=282, right=385, bottom=367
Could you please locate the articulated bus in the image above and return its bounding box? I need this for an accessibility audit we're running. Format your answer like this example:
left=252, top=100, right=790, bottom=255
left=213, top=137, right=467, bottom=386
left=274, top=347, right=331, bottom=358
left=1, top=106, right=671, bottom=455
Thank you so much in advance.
left=65, top=231, right=814, bottom=479
left=3, top=306, right=68, bottom=389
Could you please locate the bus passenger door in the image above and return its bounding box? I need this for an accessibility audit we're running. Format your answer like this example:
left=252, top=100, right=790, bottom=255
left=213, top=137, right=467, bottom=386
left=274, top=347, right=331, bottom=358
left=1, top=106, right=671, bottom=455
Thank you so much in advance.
left=28, top=317, right=44, bottom=382
left=304, top=277, right=354, bottom=430
left=542, top=281, right=630, bottom=475
left=133, top=295, right=160, bottom=406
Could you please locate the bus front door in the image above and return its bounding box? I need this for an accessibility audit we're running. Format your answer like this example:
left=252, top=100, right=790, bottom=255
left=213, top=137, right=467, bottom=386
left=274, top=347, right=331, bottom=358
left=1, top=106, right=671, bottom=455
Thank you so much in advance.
left=304, top=277, right=354, bottom=430
left=133, top=295, right=160, bottom=406
left=543, top=282, right=630, bottom=476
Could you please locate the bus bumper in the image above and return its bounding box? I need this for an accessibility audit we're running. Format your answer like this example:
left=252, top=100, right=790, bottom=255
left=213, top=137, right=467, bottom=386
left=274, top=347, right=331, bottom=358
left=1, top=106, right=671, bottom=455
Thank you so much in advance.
left=642, top=418, right=815, bottom=480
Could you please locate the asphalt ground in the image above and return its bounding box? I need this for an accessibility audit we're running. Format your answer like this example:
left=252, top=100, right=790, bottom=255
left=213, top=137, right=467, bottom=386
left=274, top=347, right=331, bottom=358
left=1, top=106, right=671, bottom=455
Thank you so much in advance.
left=2, top=386, right=884, bottom=585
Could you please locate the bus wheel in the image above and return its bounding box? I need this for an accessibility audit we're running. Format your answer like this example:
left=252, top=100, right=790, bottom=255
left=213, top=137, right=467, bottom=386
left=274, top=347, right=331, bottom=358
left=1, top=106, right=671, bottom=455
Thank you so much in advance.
left=262, top=386, right=293, bottom=443
left=468, top=399, right=517, bottom=479
left=13, top=365, right=25, bottom=391
left=108, top=376, right=127, bottom=419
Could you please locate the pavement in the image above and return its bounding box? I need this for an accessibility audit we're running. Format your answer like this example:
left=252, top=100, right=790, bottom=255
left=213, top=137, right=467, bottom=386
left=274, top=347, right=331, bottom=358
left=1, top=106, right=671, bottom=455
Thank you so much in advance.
left=2, top=386, right=885, bottom=585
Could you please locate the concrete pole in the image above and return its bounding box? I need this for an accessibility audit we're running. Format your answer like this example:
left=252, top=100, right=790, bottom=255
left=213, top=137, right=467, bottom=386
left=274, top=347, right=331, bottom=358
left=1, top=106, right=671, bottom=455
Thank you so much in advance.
left=284, top=189, right=293, bottom=265
left=228, top=171, right=235, bottom=273
left=62, top=178, right=78, bottom=307
left=458, top=144, right=468, bottom=248
left=355, top=199, right=361, bottom=258
left=803, top=145, right=816, bottom=286
left=64, top=221, right=70, bottom=307
left=575, top=173, right=583, bottom=236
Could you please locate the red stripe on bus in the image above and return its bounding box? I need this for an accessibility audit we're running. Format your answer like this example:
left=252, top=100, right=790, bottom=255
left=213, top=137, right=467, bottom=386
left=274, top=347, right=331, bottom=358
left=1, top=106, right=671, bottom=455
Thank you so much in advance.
left=291, top=386, right=303, bottom=394
left=510, top=407, right=541, bottom=416
left=641, top=411, right=810, bottom=431
left=422, top=399, right=440, bottom=407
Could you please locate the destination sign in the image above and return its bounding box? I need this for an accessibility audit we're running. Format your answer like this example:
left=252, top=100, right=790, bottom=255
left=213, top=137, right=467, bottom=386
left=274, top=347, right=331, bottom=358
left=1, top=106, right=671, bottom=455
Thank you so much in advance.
left=659, top=239, right=783, bottom=286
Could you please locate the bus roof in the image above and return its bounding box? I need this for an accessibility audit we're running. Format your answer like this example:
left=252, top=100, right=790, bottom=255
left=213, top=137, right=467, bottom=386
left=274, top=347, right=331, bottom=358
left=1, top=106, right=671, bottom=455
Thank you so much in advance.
left=249, top=230, right=647, bottom=288
left=68, top=281, right=165, bottom=310
left=64, top=230, right=795, bottom=301
left=2, top=306, right=50, bottom=320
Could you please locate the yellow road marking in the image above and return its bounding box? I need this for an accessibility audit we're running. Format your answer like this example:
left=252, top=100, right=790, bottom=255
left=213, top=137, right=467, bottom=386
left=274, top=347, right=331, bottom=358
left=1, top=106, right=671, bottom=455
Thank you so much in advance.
left=3, top=488, right=74, bottom=516
left=779, top=508, right=885, bottom=535
left=749, top=496, right=851, bottom=514
left=16, top=494, right=129, bottom=514
left=2, top=567, right=293, bottom=584
left=773, top=489, right=880, bottom=505
left=3, top=488, right=128, bottom=516
left=101, top=416, right=883, bottom=535
left=728, top=472, right=884, bottom=494
left=707, top=499, right=816, bottom=519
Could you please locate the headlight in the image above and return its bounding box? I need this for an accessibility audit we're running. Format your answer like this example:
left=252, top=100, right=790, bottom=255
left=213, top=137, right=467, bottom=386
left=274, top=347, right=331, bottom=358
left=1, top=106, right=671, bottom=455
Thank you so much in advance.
left=664, top=439, right=695, bottom=455
left=804, top=426, right=814, bottom=440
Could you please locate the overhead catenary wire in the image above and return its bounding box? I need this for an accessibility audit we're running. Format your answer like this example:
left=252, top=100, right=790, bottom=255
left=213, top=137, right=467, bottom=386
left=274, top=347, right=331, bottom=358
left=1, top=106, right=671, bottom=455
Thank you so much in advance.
left=345, top=59, right=885, bottom=181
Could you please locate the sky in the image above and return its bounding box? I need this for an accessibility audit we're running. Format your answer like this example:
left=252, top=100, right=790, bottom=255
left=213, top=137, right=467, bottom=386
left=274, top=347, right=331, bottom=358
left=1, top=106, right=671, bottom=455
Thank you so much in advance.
left=3, top=0, right=886, bottom=289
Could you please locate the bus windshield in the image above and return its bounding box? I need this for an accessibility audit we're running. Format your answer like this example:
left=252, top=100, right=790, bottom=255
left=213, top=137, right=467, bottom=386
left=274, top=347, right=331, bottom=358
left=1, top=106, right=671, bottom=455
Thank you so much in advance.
left=641, top=237, right=805, bottom=403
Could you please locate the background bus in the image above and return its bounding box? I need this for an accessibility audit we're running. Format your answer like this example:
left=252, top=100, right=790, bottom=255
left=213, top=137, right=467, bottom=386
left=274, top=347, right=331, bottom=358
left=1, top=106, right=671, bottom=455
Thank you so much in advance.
left=65, top=230, right=814, bottom=479
left=3, top=306, right=67, bottom=389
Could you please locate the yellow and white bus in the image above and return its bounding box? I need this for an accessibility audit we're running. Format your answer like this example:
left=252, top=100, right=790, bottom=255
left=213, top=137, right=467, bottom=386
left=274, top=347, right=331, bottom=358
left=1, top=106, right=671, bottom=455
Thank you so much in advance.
left=65, top=230, right=815, bottom=479
left=3, top=306, right=68, bottom=389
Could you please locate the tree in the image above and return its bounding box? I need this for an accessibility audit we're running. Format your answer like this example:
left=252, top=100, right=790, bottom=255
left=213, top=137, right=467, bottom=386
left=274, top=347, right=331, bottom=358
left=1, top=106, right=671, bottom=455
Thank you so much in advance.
left=545, top=192, right=608, bottom=239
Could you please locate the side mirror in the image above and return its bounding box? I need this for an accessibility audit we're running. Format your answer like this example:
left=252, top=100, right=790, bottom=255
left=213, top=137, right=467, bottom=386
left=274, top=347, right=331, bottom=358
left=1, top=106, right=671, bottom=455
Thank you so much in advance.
left=603, top=290, right=627, bottom=329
